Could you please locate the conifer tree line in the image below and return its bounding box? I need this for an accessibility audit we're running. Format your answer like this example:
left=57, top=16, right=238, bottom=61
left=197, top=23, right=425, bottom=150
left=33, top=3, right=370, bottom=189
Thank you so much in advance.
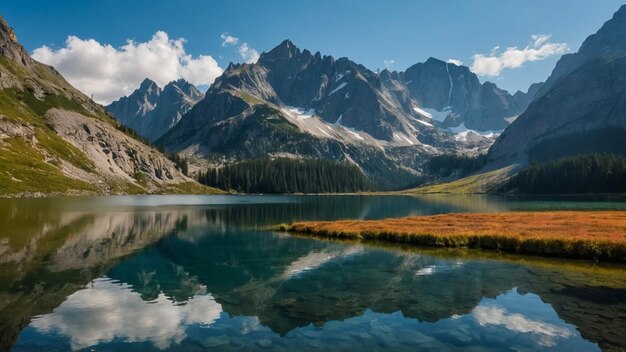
left=506, top=154, right=626, bottom=194
left=427, top=153, right=487, bottom=179
left=197, top=158, right=374, bottom=193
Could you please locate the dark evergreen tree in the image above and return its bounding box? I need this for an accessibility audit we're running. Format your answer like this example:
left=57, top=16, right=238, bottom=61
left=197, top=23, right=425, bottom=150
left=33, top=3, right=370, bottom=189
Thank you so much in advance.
left=505, top=154, right=626, bottom=194
left=427, top=154, right=488, bottom=179
left=198, top=158, right=374, bottom=194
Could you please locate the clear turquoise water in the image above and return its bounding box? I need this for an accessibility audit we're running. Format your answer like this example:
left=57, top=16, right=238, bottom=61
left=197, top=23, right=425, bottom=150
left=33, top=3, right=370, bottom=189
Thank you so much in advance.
left=1, top=195, right=625, bottom=351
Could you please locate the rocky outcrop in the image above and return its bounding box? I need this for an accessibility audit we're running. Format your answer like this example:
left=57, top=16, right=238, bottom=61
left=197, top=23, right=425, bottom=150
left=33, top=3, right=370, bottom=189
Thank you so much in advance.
left=106, top=78, right=203, bottom=142
left=487, top=5, right=626, bottom=168
left=402, top=58, right=524, bottom=131
left=0, top=16, right=34, bottom=69
left=540, top=5, right=626, bottom=95
left=0, top=15, right=209, bottom=196
left=46, top=108, right=188, bottom=187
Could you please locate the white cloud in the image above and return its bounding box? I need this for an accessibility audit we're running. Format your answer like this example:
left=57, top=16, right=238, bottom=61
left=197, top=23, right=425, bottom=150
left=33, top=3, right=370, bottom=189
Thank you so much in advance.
left=383, top=59, right=395, bottom=68
left=531, top=34, right=550, bottom=47
left=470, top=34, right=568, bottom=77
left=220, top=32, right=239, bottom=47
left=473, top=305, right=573, bottom=347
left=447, top=59, right=463, bottom=66
left=219, top=32, right=259, bottom=64
left=238, top=42, right=260, bottom=64
left=32, top=31, right=223, bottom=104
left=31, top=277, right=222, bottom=350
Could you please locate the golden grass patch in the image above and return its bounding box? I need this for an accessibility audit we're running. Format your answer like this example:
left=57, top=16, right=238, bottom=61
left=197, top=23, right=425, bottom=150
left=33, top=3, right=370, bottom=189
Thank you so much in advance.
left=278, top=211, right=626, bottom=262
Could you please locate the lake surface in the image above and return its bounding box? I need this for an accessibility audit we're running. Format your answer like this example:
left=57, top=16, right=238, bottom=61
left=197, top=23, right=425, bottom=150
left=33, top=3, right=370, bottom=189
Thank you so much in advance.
left=1, top=194, right=625, bottom=351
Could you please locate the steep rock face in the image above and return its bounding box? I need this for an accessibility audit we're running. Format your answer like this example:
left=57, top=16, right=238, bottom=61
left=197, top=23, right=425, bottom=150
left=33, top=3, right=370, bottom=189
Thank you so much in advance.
left=107, top=78, right=161, bottom=127
left=487, top=5, right=626, bottom=168
left=0, top=15, right=208, bottom=196
left=46, top=108, right=186, bottom=184
left=0, top=16, right=34, bottom=70
left=402, top=58, right=524, bottom=131
left=540, top=5, right=626, bottom=95
left=157, top=40, right=506, bottom=188
left=106, top=79, right=203, bottom=142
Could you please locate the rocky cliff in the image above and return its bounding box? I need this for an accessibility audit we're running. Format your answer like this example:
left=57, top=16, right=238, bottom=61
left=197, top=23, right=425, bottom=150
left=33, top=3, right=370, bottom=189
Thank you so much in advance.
left=0, top=15, right=216, bottom=196
left=487, top=5, right=626, bottom=168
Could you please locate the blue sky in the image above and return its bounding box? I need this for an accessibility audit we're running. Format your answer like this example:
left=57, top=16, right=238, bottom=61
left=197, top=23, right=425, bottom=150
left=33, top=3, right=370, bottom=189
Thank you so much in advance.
left=2, top=0, right=624, bottom=102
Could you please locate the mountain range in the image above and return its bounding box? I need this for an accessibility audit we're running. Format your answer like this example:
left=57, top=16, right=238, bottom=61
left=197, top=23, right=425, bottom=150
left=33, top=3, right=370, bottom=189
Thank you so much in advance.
left=2, top=3, right=626, bottom=195
left=108, top=40, right=534, bottom=188
left=0, top=16, right=217, bottom=196
left=107, top=78, right=203, bottom=142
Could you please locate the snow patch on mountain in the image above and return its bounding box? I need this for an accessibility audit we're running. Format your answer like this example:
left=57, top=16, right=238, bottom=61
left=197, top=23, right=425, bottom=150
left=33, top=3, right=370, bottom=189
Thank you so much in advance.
left=342, top=126, right=364, bottom=141
left=449, top=123, right=501, bottom=143
left=317, top=126, right=332, bottom=137
left=335, top=70, right=351, bottom=82
left=445, top=62, right=453, bottom=105
left=413, top=106, right=452, bottom=122
left=329, top=82, right=348, bottom=95
left=504, top=115, right=518, bottom=123
left=284, top=106, right=315, bottom=119
left=393, top=132, right=416, bottom=146
left=416, top=119, right=434, bottom=127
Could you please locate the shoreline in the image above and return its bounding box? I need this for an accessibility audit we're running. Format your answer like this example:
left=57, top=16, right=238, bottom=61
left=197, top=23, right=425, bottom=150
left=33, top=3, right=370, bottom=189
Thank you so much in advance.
left=275, top=211, right=626, bottom=262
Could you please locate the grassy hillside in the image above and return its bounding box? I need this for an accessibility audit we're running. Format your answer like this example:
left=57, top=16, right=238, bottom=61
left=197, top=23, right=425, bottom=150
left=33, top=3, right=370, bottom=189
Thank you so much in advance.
left=401, top=166, right=515, bottom=194
left=0, top=18, right=222, bottom=197
left=0, top=88, right=101, bottom=194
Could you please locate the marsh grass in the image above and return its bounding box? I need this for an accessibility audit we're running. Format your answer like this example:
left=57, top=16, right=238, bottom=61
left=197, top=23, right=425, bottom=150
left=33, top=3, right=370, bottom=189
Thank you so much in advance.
left=279, top=211, right=626, bottom=262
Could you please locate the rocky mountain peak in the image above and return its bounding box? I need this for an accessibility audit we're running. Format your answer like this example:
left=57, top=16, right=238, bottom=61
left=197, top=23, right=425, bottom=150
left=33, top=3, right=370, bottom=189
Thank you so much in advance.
left=107, top=78, right=203, bottom=142
left=165, top=78, right=203, bottom=99
left=583, top=4, right=626, bottom=56
left=0, top=17, right=18, bottom=43
left=424, top=57, right=445, bottom=65
left=260, top=39, right=300, bottom=62
left=139, top=78, right=159, bottom=93
left=164, top=79, right=187, bottom=92
left=0, top=16, right=33, bottom=68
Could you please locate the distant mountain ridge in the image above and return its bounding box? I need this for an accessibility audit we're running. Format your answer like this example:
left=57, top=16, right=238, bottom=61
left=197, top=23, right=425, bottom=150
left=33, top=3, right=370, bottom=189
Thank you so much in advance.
left=154, top=40, right=531, bottom=188
left=400, top=57, right=533, bottom=131
left=106, top=78, right=203, bottom=142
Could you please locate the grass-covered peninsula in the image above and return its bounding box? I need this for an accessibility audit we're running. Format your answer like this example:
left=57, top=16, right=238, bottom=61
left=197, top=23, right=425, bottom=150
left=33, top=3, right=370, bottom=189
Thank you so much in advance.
left=277, top=211, right=626, bottom=262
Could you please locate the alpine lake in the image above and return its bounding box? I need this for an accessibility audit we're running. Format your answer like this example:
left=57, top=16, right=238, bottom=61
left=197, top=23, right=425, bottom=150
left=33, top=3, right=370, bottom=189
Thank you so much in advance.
left=1, top=195, right=625, bottom=351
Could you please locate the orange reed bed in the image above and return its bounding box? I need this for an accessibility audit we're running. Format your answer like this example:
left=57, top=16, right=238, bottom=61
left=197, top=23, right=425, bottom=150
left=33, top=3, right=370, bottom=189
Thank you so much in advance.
left=278, top=211, right=626, bottom=262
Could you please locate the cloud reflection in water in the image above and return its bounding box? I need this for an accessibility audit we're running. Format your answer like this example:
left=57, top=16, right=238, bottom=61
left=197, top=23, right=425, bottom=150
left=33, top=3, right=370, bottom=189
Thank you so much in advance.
left=31, top=277, right=222, bottom=350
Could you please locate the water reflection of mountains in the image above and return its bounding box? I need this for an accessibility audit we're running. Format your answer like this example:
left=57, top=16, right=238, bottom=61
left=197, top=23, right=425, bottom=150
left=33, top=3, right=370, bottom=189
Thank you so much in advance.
left=0, top=198, right=625, bottom=351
